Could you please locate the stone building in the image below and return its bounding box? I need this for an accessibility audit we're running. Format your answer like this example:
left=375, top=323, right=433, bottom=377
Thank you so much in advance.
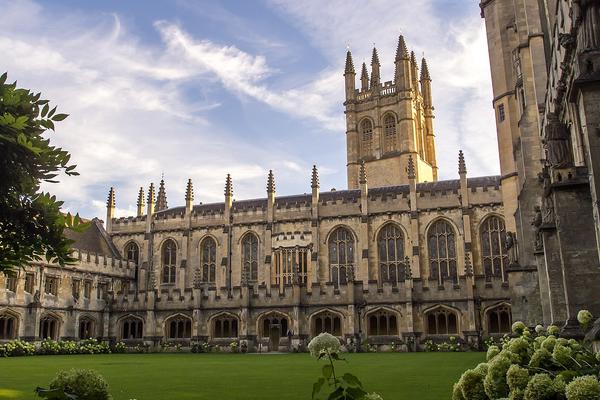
left=480, top=0, right=600, bottom=333
left=0, top=35, right=526, bottom=351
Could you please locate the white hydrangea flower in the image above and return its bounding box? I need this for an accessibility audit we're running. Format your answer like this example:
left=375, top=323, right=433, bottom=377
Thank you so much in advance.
left=308, top=332, right=341, bottom=358
left=535, top=324, right=544, bottom=334
left=577, top=310, right=593, bottom=327
left=364, top=393, right=384, bottom=400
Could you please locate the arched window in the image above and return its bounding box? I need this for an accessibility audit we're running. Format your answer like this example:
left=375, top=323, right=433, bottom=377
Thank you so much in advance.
left=79, top=317, right=95, bottom=339
left=383, top=114, right=397, bottom=153
left=162, top=239, right=177, bottom=284
left=312, top=311, right=342, bottom=337
left=378, top=224, right=405, bottom=286
left=0, top=313, right=18, bottom=339
left=260, top=313, right=289, bottom=338
left=428, top=220, right=457, bottom=285
left=426, top=308, right=458, bottom=335
left=121, top=317, right=143, bottom=340
left=213, top=315, right=238, bottom=338
left=480, top=216, right=508, bottom=281
left=360, top=119, right=373, bottom=157
left=166, top=315, right=192, bottom=339
left=273, top=247, right=309, bottom=289
left=487, top=305, right=511, bottom=334
left=242, top=234, right=259, bottom=284
left=200, top=238, right=217, bottom=284
left=367, top=310, right=398, bottom=336
left=125, top=242, right=139, bottom=265
left=328, top=228, right=355, bottom=288
left=39, top=315, right=59, bottom=340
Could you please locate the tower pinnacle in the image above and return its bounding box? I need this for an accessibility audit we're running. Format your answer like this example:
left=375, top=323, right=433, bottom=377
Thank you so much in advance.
left=360, top=62, right=369, bottom=91
left=185, top=178, right=194, bottom=202
left=156, top=178, right=168, bottom=211
left=420, top=57, right=431, bottom=81
left=407, top=155, right=416, bottom=179
left=311, top=165, right=319, bottom=189
left=344, top=50, right=355, bottom=75
left=458, top=150, right=467, bottom=175
left=136, top=187, right=145, bottom=217
left=225, top=174, right=233, bottom=197
left=395, top=35, right=409, bottom=60
left=267, top=170, right=276, bottom=193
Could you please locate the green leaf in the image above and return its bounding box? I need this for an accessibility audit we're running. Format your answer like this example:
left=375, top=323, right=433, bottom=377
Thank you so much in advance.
left=0, top=71, right=6, bottom=85
left=312, top=377, right=326, bottom=400
left=47, top=106, right=57, bottom=118
left=41, top=103, right=49, bottom=118
left=341, top=373, right=363, bottom=389
left=322, top=364, right=333, bottom=379
left=52, top=113, right=69, bottom=121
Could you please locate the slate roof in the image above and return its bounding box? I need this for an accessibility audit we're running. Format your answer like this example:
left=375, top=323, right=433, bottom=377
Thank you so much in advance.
left=65, top=218, right=120, bottom=258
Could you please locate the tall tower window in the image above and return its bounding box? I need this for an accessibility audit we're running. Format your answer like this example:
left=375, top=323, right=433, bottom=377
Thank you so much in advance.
left=360, top=119, right=373, bottom=158
left=242, top=233, right=259, bottom=284
left=428, top=220, right=457, bottom=285
left=378, top=224, right=405, bottom=286
left=383, top=114, right=397, bottom=153
left=200, top=238, right=216, bottom=284
left=161, top=239, right=177, bottom=284
left=480, top=216, right=508, bottom=282
left=125, top=242, right=140, bottom=265
left=328, top=227, right=355, bottom=288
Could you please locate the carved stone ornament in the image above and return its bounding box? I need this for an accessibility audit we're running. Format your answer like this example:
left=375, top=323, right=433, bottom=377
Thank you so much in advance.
left=544, top=114, right=573, bottom=169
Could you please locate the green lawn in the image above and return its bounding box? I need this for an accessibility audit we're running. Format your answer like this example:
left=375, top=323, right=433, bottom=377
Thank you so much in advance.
left=0, top=352, right=483, bottom=400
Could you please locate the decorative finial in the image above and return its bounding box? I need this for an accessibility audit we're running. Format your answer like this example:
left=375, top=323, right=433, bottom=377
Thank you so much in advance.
left=410, top=51, right=417, bottom=66
left=225, top=174, right=233, bottom=197
left=147, top=183, right=155, bottom=204
left=361, top=62, right=369, bottom=80
left=267, top=170, right=275, bottom=193
left=359, top=160, right=367, bottom=184
left=407, top=155, right=416, bottom=179
left=458, top=150, right=467, bottom=175
left=371, top=47, right=380, bottom=65
left=311, top=165, right=319, bottom=189
left=156, top=178, right=168, bottom=211
left=420, top=57, right=431, bottom=81
left=107, top=187, right=115, bottom=208
left=345, top=50, right=355, bottom=74
left=137, top=187, right=145, bottom=208
left=395, top=35, right=409, bottom=60
left=185, top=178, right=194, bottom=202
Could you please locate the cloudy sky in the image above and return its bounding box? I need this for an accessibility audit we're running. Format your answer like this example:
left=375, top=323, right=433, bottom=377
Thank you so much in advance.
left=2, top=0, right=498, bottom=219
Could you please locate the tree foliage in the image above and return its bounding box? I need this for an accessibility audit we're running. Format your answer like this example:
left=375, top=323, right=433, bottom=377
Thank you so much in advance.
left=0, top=72, right=87, bottom=274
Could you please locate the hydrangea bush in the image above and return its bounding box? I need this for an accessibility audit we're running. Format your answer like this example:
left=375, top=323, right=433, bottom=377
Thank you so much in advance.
left=453, top=310, right=600, bottom=400
left=308, top=333, right=383, bottom=400
left=0, top=339, right=115, bottom=357
left=36, top=368, right=111, bottom=400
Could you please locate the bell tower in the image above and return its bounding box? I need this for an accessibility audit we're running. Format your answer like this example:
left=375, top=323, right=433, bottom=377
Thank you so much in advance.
left=344, top=35, right=438, bottom=189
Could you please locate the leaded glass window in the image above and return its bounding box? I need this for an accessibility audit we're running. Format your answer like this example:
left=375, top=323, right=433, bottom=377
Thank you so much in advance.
left=378, top=224, right=405, bottom=286
left=383, top=114, right=397, bottom=153
left=328, top=228, right=354, bottom=288
left=242, top=234, right=259, bottom=284
left=428, top=220, right=457, bottom=285
left=162, top=239, right=177, bottom=284
left=480, top=216, right=508, bottom=281
left=201, top=238, right=217, bottom=284
left=360, top=119, right=373, bottom=157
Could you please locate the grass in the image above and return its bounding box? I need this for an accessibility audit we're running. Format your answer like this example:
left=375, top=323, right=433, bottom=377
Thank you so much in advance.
left=0, top=352, right=484, bottom=400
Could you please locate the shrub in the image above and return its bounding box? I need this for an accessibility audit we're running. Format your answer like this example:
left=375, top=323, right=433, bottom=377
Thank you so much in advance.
left=487, top=345, right=500, bottom=361
left=229, top=341, right=239, bottom=353
left=507, top=364, right=529, bottom=393
left=483, top=354, right=512, bottom=399
left=546, top=325, right=559, bottom=336
left=523, top=373, right=554, bottom=400
left=0, top=339, right=36, bottom=357
left=512, top=321, right=527, bottom=335
left=458, top=368, right=487, bottom=400
left=48, top=369, right=111, bottom=400
left=111, top=342, right=127, bottom=354
left=565, top=376, right=600, bottom=400
left=423, top=340, right=438, bottom=352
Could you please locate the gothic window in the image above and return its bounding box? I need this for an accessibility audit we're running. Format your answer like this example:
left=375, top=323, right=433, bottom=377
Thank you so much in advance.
left=328, top=227, right=355, bottom=288
left=213, top=316, right=238, bottom=338
left=360, top=119, right=373, bottom=157
left=71, top=279, right=80, bottom=298
left=0, top=313, right=17, bottom=339
left=260, top=313, right=289, bottom=338
left=200, top=238, right=217, bottom=284
left=273, top=247, right=309, bottom=289
left=162, top=239, right=177, bottom=284
left=125, top=242, right=140, bottom=265
left=378, top=224, right=405, bottom=286
left=487, top=305, right=512, bottom=334
left=5, top=273, right=17, bottom=292
left=24, top=273, right=35, bottom=293
left=242, top=233, right=259, bottom=284
left=44, top=276, right=58, bottom=296
left=312, top=311, right=342, bottom=337
left=367, top=310, right=398, bottom=336
left=428, top=220, right=457, bottom=285
left=480, top=216, right=509, bottom=281
left=121, top=317, right=143, bottom=340
left=166, top=315, right=192, bottom=339
left=79, top=317, right=95, bottom=339
left=426, top=308, right=458, bottom=335
left=40, top=315, right=59, bottom=340
left=383, top=114, right=397, bottom=153
left=83, top=280, right=92, bottom=298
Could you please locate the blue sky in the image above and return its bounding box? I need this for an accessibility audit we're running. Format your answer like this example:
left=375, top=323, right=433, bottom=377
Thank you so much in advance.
left=2, top=0, right=498, bottom=219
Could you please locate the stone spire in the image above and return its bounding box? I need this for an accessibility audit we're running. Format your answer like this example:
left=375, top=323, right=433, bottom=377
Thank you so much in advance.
left=360, top=62, right=369, bottom=91
left=267, top=170, right=276, bottom=193
left=407, top=155, right=416, bottom=179
left=458, top=150, right=467, bottom=175
left=395, top=35, right=409, bottom=60
left=136, top=187, right=145, bottom=217
left=370, top=47, right=380, bottom=87
left=224, top=174, right=233, bottom=198
left=410, top=51, right=419, bottom=90
left=146, top=183, right=155, bottom=233
left=311, top=165, right=319, bottom=189
left=420, top=57, right=431, bottom=81
left=156, top=178, right=168, bottom=211
left=344, top=50, right=355, bottom=74
left=185, top=178, right=194, bottom=213
left=147, top=183, right=156, bottom=206
left=359, top=160, right=367, bottom=184
left=106, top=187, right=115, bottom=233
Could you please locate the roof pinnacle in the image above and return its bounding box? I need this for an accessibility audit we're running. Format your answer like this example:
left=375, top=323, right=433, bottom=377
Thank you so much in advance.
left=137, top=187, right=145, bottom=208
left=420, top=57, right=431, bottom=81
left=407, top=155, right=416, bottom=179
left=147, top=183, right=155, bottom=204
left=458, top=150, right=467, bottom=175
left=267, top=170, right=276, bottom=193
left=395, top=35, right=409, bottom=60
left=225, top=174, right=233, bottom=197
left=107, top=187, right=115, bottom=208
left=156, top=178, right=168, bottom=211
left=359, top=160, right=367, bottom=185
left=311, top=165, right=319, bottom=189
left=371, top=47, right=380, bottom=65
left=344, top=50, right=355, bottom=74
left=185, top=178, right=194, bottom=202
